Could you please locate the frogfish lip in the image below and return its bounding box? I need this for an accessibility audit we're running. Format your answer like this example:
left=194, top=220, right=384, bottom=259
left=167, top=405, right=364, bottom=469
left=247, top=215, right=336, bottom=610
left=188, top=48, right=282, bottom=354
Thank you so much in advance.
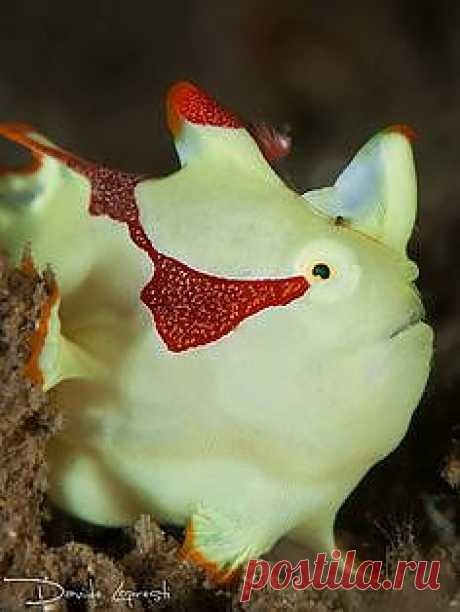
left=389, top=311, right=424, bottom=339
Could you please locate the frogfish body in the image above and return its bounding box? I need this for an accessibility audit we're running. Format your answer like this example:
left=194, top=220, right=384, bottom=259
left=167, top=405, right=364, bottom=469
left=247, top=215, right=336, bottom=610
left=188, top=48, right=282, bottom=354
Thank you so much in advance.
left=0, top=83, right=433, bottom=582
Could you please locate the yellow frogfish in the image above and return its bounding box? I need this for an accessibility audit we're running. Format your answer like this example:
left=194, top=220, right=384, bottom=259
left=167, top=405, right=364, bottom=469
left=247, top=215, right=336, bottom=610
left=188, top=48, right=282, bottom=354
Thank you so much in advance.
left=0, top=83, right=433, bottom=583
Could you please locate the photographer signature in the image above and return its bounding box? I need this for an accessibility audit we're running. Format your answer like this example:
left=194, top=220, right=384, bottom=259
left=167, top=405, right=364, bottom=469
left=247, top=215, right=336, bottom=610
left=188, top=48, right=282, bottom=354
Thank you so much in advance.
left=2, top=575, right=171, bottom=607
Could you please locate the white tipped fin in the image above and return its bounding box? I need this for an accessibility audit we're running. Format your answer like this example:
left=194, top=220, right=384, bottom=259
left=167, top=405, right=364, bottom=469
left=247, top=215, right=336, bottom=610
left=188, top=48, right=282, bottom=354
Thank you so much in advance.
left=303, top=127, right=417, bottom=253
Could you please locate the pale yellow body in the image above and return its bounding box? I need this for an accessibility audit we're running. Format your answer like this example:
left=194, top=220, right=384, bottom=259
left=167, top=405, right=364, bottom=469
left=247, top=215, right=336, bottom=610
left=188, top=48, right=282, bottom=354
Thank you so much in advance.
left=0, top=91, right=433, bottom=575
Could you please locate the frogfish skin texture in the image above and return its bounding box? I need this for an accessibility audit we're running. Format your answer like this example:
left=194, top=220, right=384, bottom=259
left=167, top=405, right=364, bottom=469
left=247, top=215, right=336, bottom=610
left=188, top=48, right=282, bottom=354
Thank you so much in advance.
left=0, top=83, right=433, bottom=583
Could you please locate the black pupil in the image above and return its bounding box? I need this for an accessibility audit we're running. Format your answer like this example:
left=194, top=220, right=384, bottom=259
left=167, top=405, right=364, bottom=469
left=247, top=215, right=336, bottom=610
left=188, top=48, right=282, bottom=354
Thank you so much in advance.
left=312, top=263, right=330, bottom=279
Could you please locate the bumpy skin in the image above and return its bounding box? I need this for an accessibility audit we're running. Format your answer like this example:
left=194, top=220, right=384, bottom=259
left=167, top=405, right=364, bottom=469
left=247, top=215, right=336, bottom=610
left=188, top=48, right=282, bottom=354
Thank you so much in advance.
left=0, top=84, right=433, bottom=582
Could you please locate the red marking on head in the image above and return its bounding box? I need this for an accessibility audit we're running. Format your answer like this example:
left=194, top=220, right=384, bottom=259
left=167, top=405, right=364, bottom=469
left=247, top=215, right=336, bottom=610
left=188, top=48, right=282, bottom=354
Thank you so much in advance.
left=141, top=256, right=308, bottom=352
left=249, top=122, right=292, bottom=162
left=0, top=122, right=145, bottom=222
left=385, top=124, right=417, bottom=142
left=0, top=122, right=309, bottom=353
left=166, top=81, right=243, bottom=136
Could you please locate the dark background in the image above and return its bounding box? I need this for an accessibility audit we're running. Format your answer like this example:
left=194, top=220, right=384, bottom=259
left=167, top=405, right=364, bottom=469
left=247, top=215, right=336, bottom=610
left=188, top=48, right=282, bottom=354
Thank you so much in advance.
left=0, top=0, right=458, bottom=556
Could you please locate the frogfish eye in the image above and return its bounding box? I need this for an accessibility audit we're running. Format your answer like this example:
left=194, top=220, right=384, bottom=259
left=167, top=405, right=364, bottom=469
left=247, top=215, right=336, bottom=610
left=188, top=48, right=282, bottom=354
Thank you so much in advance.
left=311, top=263, right=331, bottom=280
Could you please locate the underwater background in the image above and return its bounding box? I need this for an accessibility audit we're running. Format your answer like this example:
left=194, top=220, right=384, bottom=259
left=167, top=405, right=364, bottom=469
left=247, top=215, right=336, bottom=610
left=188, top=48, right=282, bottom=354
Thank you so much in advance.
left=0, top=1, right=458, bottom=610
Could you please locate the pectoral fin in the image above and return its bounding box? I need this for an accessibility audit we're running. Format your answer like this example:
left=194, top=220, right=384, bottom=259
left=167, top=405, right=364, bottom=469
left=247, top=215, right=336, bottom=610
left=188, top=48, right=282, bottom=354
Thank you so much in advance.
left=179, top=503, right=278, bottom=585
left=24, top=262, right=103, bottom=391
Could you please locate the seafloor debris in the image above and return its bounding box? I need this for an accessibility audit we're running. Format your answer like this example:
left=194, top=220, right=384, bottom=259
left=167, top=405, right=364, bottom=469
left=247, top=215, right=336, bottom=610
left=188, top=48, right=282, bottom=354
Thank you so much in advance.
left=443, top=437, right=460, bottom=490
left=0, top=260, right=458, bottom=610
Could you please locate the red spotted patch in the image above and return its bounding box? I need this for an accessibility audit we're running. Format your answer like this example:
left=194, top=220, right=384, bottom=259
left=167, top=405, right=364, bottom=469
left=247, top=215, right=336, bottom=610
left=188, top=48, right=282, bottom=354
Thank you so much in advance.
left=0, top=121, right=309, bottom=353
left=167, top=81, right=243, bottom=135
left=142, top=256, right=308, bottom=352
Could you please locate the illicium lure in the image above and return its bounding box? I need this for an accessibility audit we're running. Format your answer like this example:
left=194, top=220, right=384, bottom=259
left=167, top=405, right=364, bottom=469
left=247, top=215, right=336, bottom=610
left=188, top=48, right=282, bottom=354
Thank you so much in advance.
left=0, top=83, right=433, bottom=582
